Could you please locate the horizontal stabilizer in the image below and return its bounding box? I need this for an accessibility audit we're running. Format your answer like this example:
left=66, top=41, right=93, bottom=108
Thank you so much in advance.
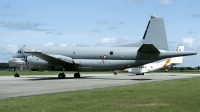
left=170, top=46, right=184, bottom=64
left=138, top=44, right=160, bottom=53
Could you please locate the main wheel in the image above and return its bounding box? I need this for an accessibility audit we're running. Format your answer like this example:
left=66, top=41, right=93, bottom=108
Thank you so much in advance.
left=74, top=73, right=80, bottom=78
left=14, top=73, right=20, bottom=77
left=58, top=73, right=66, bottom=79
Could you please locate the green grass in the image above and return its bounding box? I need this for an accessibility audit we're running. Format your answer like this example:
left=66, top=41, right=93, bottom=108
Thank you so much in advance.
left=0, top=76, right=200, bottom=112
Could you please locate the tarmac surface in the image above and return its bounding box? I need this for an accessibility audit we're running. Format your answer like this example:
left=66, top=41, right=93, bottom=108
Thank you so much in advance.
left=0, top=73, right=200, bottom=100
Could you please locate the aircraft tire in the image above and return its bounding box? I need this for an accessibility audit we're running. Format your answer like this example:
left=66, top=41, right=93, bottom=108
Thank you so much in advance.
left=114, top=72, right=117, bottom=75
left=14, top=73, right=20, bottom=77
left=58, top=73, right=66, bottom=79
left=142, top=73, right=144, bottom=75
left=74, top=73, right=80, bottom=78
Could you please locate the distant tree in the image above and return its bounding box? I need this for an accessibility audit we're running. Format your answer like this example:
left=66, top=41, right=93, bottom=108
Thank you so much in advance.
left=186, top=67, right=194, bottom=70
left=0, top=63, right=9, bottom=70
left=169, top=66, right=173, bottom=70
left=198, top=66, right=200, bottom=70
left=180, top=67, right=184, bottom=70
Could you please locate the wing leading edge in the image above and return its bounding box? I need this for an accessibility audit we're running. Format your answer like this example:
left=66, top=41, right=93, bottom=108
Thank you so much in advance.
left=24, top=50, right=75, bottom=65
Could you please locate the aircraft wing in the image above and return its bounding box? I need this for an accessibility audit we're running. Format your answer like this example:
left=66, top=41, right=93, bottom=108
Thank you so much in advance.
left=24, top=50, right=75, bottom=65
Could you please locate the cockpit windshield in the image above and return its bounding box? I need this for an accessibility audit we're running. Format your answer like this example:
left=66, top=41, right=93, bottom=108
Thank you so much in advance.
left=17, top=50, right=22, bottom=53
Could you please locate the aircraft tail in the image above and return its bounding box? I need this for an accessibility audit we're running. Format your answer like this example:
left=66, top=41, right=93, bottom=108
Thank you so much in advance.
left=142, top=15, right=168, bottom=51
left=116, top=15, right=169, bottom=51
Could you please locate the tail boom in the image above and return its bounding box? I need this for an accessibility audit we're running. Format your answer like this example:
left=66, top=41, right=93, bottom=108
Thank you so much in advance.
left=135, top=51, right=197, bottom=60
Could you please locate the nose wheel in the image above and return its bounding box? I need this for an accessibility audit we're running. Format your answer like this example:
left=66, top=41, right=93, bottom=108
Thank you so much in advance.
left=14, top=73, right=20, bottom=77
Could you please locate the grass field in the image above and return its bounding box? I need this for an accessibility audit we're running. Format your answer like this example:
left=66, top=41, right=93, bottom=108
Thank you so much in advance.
left=0, top=76, right=200, bottom=112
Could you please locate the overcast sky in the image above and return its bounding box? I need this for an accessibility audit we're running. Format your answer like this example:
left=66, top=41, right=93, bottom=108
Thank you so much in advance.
left=0, top=0, right=199, bottom=67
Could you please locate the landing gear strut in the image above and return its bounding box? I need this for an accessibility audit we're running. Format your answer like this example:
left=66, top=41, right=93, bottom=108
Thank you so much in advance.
left=14, top=67, right=20, bottom=77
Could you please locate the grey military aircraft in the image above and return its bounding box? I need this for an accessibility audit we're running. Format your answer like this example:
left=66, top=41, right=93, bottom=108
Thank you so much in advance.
left=9, top=15, right=197, bottom=79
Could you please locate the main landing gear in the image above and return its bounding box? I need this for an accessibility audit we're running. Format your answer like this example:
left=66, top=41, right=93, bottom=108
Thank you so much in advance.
left=74, top=72, right=80, bottom=78
left=57, top=68, right=81, bottom=79
left=57, top=72, right=81, bottom=79
left=58, top=73, right=65, bottom=79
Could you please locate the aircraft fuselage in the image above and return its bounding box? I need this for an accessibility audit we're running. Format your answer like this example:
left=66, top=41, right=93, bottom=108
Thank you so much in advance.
left=10, top=46, right=196, bottom=71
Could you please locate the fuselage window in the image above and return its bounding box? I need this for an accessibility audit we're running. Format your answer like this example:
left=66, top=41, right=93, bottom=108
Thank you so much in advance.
left=110, top=51, right=113, bottom=55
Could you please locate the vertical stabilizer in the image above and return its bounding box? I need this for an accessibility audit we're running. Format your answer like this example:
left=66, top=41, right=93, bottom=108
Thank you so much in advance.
left=115, top=15, right=169, bottom=51
left=143, top=15, right=169, bottom=51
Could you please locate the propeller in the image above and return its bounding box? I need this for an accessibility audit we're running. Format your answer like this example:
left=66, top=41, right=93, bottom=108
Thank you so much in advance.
left=20, top=45, right=31, bottom=73
left=14, top=66, right=16, bottom=73
left=12, top=56, right=17, bottom=73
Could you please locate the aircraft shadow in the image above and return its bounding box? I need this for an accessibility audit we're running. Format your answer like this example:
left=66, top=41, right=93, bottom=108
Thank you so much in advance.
left=131, top=79, right=152, bottom=81
left=26, top=76, right=93, bottom=81
left=25, top=76, right=152, bottom=81
left=65, top=77, right=152, bottom=81
left=169, top=75, right=177, bottom=76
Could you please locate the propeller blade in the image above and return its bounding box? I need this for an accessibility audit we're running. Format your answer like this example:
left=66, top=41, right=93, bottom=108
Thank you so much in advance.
left=14, top=67, right=16, bottom=73
left=20, top=62, right=24, bottom=71
left=21, top=45, right=31, bottom=73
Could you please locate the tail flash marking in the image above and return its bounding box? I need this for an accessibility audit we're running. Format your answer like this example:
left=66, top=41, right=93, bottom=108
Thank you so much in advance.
left=163, top=59, right=171, bottom=68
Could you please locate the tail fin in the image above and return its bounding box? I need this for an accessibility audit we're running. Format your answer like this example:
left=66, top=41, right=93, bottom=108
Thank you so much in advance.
left=142, top=15, right=168, bottom=51
left=115, top=15, right=169, bottom=51
left=169, top=46, right=184, bottom=64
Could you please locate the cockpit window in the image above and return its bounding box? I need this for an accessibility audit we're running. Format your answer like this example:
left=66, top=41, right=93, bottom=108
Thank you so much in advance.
left=17, top=50, right=22, bottom=53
